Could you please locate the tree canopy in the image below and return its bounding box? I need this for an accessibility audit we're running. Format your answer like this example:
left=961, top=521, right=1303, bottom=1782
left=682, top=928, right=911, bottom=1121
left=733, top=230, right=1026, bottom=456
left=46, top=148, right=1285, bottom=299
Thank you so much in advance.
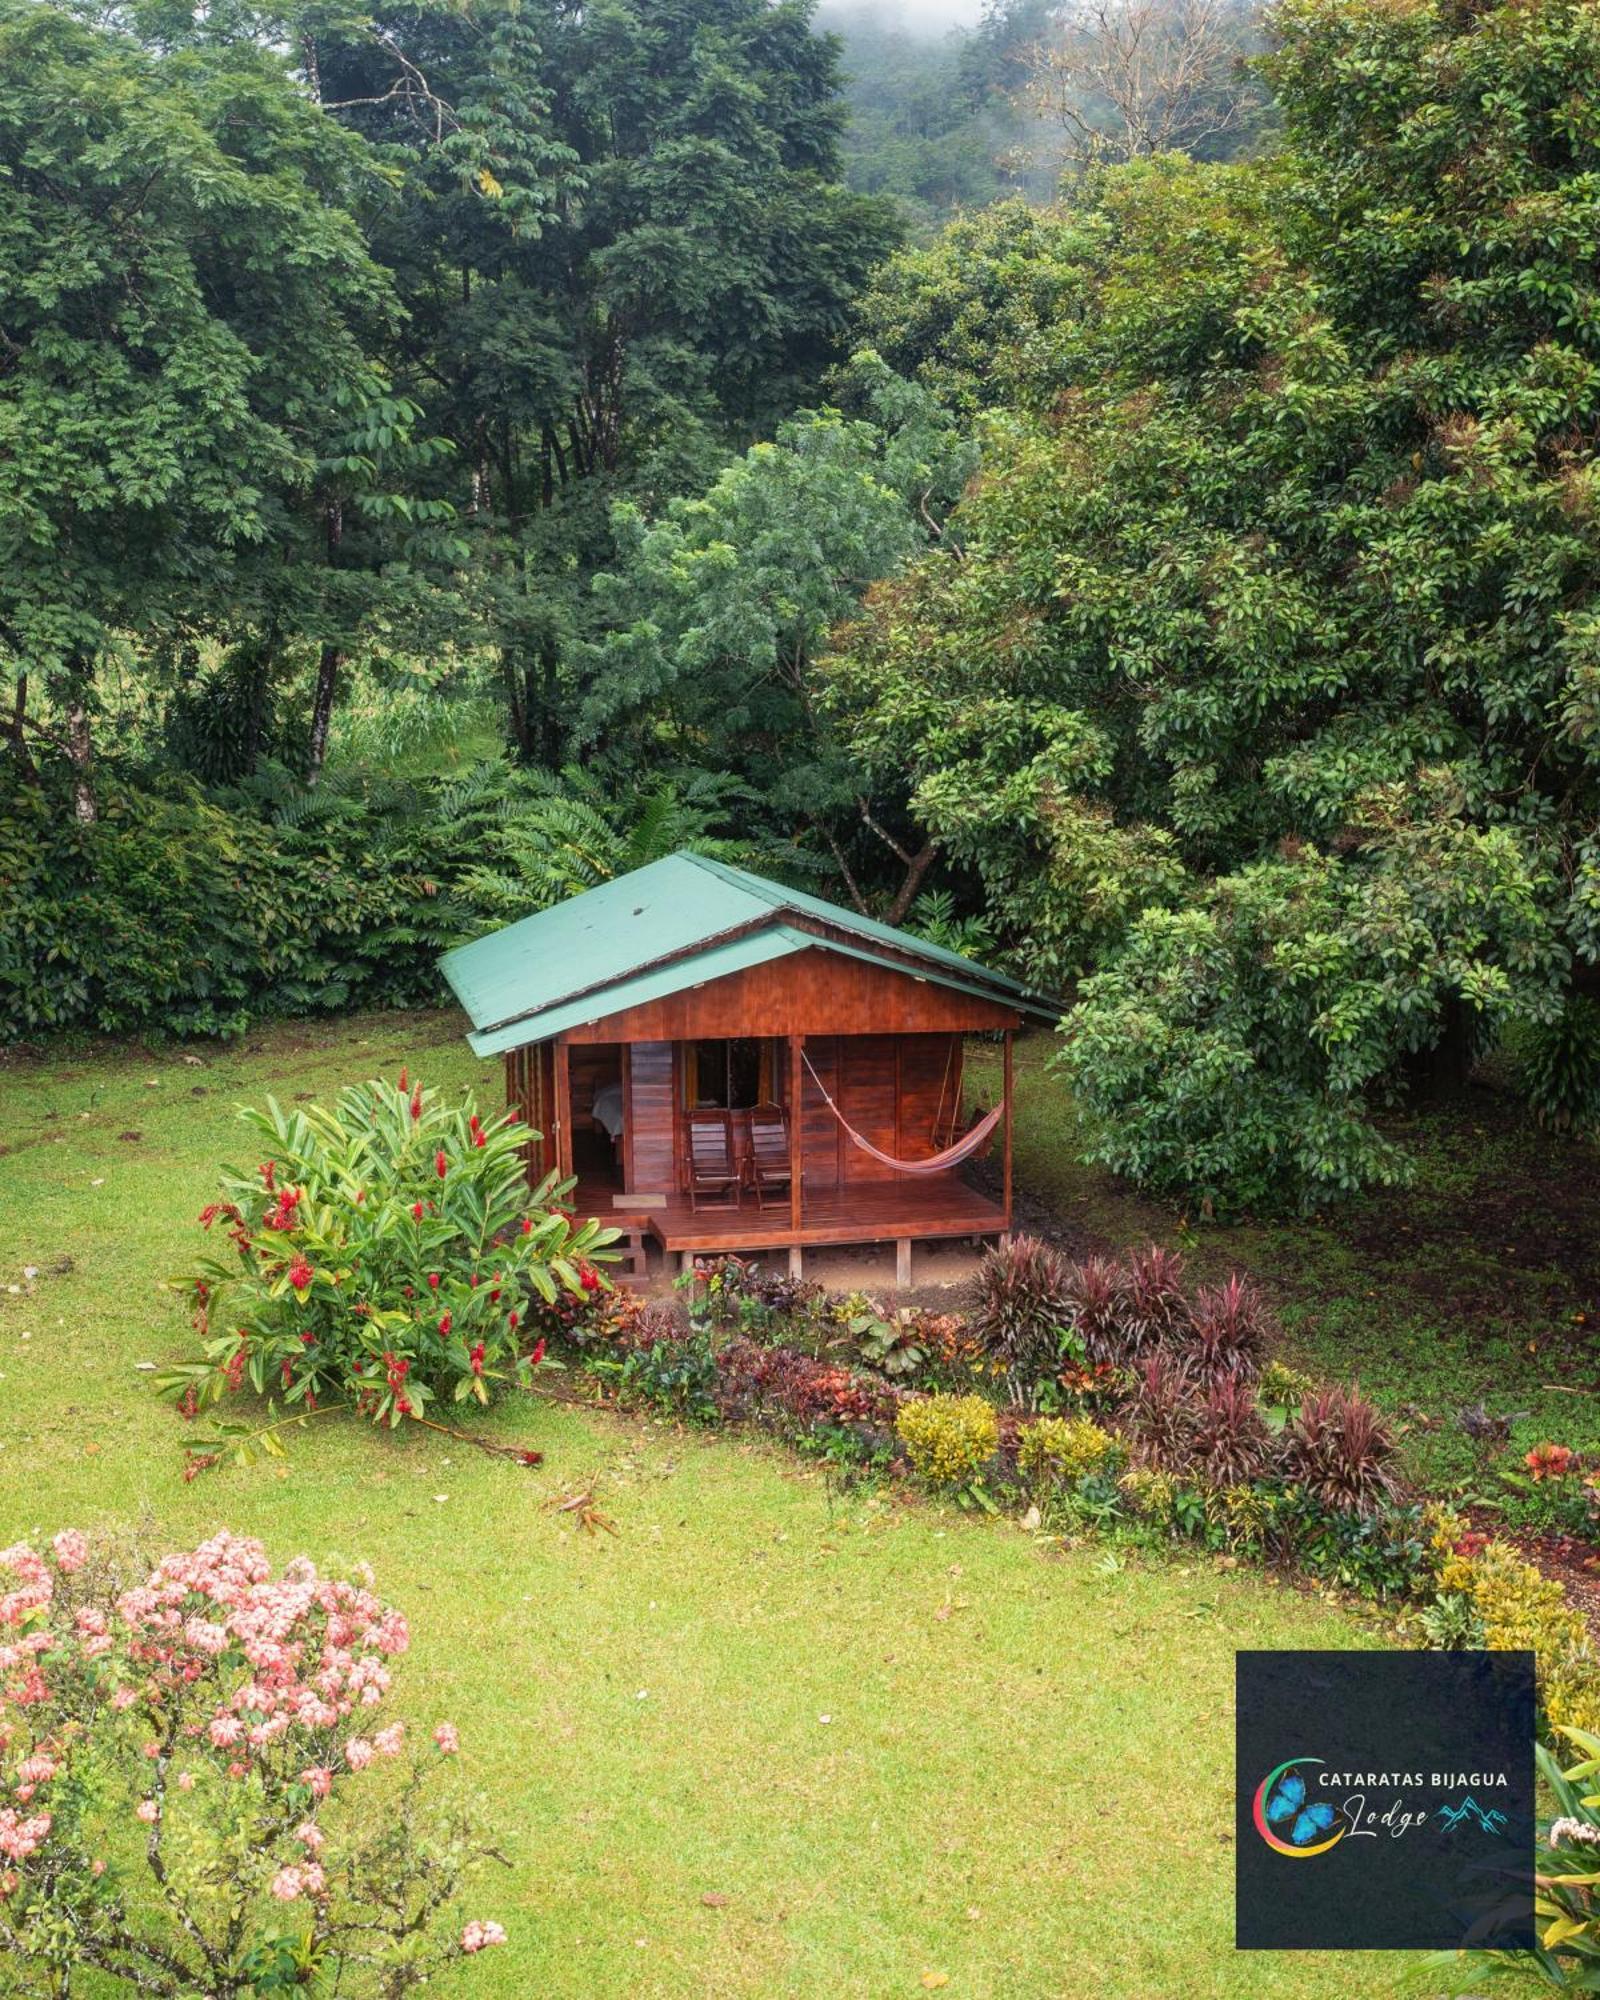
left=828, top=0, right=1600, bottom=1209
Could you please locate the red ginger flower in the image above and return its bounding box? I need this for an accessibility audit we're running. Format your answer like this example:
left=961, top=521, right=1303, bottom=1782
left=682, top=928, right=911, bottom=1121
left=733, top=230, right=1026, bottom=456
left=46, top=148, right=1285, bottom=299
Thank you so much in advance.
left=399, top=1067, right=408, bottom=1092
left=438, top=1311, right=452, bottom=1337
left=411, top=1087, right=423, bottom=1121
left=288, top=1256, right=313, bottom=1292
left=435, top=1150, right=447, bottom=1179
left=579, top=1263, right=599, bottom=1293
left=529, top=1338, right=546, bottom=1367
left=427, top=1272, right=440, bottom=1291
left=411, top=1202, right=424, bottom=1221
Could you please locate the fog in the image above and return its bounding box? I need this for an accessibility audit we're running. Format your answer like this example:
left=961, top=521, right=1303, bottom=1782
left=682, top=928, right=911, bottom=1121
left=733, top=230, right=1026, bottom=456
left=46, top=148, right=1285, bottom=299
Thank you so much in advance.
left=815, top=0, right=990, bottom=35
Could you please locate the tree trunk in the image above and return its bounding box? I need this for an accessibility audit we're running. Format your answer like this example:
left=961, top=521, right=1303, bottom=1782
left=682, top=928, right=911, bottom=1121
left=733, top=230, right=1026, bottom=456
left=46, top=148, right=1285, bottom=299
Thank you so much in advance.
left=65, top=696, right=96, bottom=823
left=307, top=645, right=341, bottom=786
left=537, top=637, right=561, bottom=767
left=7, top=674, right=36, bottom=779
left=884, top=840, right=940, bottom=926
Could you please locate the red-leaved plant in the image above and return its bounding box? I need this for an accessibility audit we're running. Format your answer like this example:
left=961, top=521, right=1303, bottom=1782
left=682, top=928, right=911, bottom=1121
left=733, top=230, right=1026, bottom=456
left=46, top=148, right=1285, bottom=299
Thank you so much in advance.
left=1282, top=1383, right=1399, bottom=1517
left=159, top=1071, right=617, bottom=1468
left=0, top=1530, right=508, bottom=1994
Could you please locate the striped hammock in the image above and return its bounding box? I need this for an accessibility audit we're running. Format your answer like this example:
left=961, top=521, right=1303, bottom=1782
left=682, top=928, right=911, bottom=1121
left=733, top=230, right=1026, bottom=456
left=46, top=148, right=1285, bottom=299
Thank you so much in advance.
left=801, top=1052, right=1003, bottom=1176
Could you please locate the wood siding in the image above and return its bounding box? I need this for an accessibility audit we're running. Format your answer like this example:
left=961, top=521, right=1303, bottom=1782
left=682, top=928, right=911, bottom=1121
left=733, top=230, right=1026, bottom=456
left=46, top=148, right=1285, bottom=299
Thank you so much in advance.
left=504, top=1042, right=557, bottom=1186
left=552, top=946, right=1020, bottom=1043
left=626, top=1042, right=675, bottom=1192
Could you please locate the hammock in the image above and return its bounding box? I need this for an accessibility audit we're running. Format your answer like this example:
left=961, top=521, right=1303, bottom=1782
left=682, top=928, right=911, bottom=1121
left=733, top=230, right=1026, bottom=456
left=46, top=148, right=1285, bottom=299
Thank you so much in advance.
left=801, top=1052, right=1003, bottom=1177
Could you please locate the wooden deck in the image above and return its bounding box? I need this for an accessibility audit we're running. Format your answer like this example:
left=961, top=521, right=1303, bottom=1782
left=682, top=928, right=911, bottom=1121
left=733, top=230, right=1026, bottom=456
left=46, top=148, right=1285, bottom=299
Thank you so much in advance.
left=573, top=1172, right=1007, bottom=1277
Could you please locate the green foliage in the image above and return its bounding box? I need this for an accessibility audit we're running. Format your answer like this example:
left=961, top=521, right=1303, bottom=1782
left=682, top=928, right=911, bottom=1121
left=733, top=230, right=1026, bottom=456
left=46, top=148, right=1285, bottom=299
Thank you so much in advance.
left=1510, top=998, right=1600, bottom=1136
left=581, top=356, right=973, bottom=882
left=1433, top=1538, right=1600, bottom=1738
left=0, top=764, right=525, bottom=1038
left=614, top=1326, right=722, bottom=1424
left=895, top=1393, right=1000, bottom=1487
left=1448, top=1726, right=1600, bottom=1988
left=0, top=0, right=397, bottom=698
left=158, top=1072, right=614, bottom=1459
left=1018, top=1414, right=1123, bottom=1490
left=829, top=0, right=1600, bottom=1206
left=965, top=1233, right=1070, bottom=1404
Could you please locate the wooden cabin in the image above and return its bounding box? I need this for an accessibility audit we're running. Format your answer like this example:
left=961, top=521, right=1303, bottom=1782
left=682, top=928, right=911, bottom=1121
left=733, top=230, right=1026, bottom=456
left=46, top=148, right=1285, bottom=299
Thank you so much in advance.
left=440, top=853, right=1059, bottom=1285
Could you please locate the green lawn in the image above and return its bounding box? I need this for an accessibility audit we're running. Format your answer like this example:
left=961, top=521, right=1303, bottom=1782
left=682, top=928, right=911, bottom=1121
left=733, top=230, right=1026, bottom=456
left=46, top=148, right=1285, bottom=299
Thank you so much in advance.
left=1, top=1012, right=1440, bottom=1998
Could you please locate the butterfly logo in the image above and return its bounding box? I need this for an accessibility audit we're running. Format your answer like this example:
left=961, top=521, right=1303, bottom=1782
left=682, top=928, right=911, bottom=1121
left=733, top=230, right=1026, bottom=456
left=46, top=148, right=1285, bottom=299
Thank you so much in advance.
left=1252, top=1758, right=1347, bottom=1856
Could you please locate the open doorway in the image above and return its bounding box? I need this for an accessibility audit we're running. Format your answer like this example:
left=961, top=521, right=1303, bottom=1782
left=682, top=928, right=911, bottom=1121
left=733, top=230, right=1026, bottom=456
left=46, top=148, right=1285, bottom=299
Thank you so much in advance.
left=568, top=1043, right=624, bottom=1187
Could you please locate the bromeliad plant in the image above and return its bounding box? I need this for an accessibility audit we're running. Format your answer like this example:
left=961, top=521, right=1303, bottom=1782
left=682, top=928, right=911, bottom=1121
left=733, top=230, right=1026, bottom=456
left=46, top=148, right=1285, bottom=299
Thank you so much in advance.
left=159, top=1071, right=617, bottom=1466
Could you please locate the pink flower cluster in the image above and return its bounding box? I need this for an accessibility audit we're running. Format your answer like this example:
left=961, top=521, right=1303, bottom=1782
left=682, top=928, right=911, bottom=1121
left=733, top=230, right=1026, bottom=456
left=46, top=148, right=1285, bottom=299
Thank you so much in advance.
left=1, top=1532, right=413, bottom=1873
left=0, top=1809, right=50, bottom=1861
left=461, top=1919, right=507, bottom=1953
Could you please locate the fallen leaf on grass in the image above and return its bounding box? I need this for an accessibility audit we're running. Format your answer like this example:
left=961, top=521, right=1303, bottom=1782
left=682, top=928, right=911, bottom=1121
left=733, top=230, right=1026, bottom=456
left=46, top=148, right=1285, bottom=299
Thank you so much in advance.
left=921, top=1973, right=950, bottom=1990
left=700, top=1893, right=729, bottom=1909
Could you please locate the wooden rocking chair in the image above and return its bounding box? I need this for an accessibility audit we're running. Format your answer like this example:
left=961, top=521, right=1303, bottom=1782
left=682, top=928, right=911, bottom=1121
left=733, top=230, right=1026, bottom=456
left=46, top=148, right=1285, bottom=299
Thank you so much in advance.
left=747, top=1103, right=793, bottom=1209
left=686, top=1110, right=741, bottom=1211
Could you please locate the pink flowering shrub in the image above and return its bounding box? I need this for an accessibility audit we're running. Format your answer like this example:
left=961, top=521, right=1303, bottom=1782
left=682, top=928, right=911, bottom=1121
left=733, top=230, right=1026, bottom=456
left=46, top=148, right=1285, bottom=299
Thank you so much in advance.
left=0, top=1530, right=508, bottom=1995
left=160, top=1070, right=616, bottom=1461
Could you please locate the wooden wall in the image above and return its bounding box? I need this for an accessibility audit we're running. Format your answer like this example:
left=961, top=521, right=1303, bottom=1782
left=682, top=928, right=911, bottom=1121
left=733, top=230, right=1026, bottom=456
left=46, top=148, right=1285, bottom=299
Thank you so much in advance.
left=553, top=946, right=1019, bottom=1043
left=504, top=1043, right=557, bottom=1185
left=799, top=1034, right=966, bottom=1185
left=557, top=1031, right=973, bottom=1194
left=626, top=1042, right=675, bottom=1192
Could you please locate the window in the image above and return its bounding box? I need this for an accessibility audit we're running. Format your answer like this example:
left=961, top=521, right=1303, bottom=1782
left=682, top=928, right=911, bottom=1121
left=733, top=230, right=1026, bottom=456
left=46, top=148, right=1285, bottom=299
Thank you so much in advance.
left=687, top=1038, right=772, bottom=1110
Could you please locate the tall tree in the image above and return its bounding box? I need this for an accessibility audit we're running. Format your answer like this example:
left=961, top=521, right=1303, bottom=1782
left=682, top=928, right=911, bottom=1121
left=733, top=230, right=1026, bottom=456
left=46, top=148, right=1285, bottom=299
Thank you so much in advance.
left=0, top=0, right=406, bottom=812
left=302, top=0, right=900, bottom=767
left=830, top=0, right=1600, bottom=1209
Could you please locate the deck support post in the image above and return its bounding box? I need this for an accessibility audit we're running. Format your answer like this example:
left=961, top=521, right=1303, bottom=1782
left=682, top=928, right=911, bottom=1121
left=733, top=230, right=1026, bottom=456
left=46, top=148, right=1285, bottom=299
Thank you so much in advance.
left=896, top=1237, right=912, bottom=1289
left=1002, top=1029, right=1014, bottom=1240
left=788, top=1032, right=803, bottom=1263
left=788, top=1244, right=803, bottom=1280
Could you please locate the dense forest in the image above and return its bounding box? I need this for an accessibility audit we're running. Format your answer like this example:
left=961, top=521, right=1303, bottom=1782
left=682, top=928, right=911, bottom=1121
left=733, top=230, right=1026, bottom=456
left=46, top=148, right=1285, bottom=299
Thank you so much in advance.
left=5, top=0, right=1600, bottom=1216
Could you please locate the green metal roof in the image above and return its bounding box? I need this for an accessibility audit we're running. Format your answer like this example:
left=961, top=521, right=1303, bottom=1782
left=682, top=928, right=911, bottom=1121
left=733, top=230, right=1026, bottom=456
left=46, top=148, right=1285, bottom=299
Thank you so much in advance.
left=439, top=851, right=1060, bottom=1056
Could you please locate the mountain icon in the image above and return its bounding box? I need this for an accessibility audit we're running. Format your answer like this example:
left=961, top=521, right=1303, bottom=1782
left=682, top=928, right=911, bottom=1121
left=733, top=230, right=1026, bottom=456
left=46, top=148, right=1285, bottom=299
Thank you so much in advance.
left=1437, top=1796, right=1508, bottom=1835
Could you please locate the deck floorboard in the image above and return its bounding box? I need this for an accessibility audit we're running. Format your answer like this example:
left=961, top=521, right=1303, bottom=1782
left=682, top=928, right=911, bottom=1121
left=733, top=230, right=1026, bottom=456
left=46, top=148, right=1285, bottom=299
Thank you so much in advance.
left=573, top=1175, right=1005, bottom=1254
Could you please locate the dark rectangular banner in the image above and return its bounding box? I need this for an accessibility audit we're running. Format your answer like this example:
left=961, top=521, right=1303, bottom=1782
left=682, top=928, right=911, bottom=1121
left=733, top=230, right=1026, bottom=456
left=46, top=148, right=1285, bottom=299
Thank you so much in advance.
left=1236, top=1649, right=1536, bottom=1951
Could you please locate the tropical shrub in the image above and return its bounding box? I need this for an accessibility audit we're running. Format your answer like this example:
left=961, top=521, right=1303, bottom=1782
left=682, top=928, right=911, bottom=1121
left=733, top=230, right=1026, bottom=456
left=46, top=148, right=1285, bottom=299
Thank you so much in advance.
left=1017, top=1416, right=1123, bottom=1492
left=160, top=1073, right=614, bottom=1461
left=1435, top=1538, right=1600, bottom=1738
left=0, top=1530, right=507, bottom=1994
left=1453, top=1727, right=1600, bottom=1989
left=1281, top=1384, right=1399, bottom=1518
left=1190, top=1375, right=1274, bottom=1487
left=1258, top=1359, right=1319, bottom=1423
left=1268, top=1494, right=1436, bottom=1602
left=613, top=1323, right=721, bottom=1424
left=712, top=1338, right=901, bottom=1434
left=1118, top=1465, right=1178, bottom=1528
left=896, top=1395, right=1000, bottom=1488
left=965, top=1235, right=1070, bottom=1402
left=1187, top=1276, right=1269, bottom=1382
left=1122, top=1352, right=1201, bottom=1473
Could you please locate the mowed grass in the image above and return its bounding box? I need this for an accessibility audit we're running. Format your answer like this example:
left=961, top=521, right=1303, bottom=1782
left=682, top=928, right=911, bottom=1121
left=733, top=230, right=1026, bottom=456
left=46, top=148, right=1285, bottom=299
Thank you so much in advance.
left=0, top=1012, right=1426, bottom=1998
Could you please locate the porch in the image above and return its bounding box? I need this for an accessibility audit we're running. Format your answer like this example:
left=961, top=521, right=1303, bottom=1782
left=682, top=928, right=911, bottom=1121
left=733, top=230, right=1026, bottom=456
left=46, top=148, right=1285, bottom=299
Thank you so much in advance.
left=572, top=1170, right=1008, bottom=1286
